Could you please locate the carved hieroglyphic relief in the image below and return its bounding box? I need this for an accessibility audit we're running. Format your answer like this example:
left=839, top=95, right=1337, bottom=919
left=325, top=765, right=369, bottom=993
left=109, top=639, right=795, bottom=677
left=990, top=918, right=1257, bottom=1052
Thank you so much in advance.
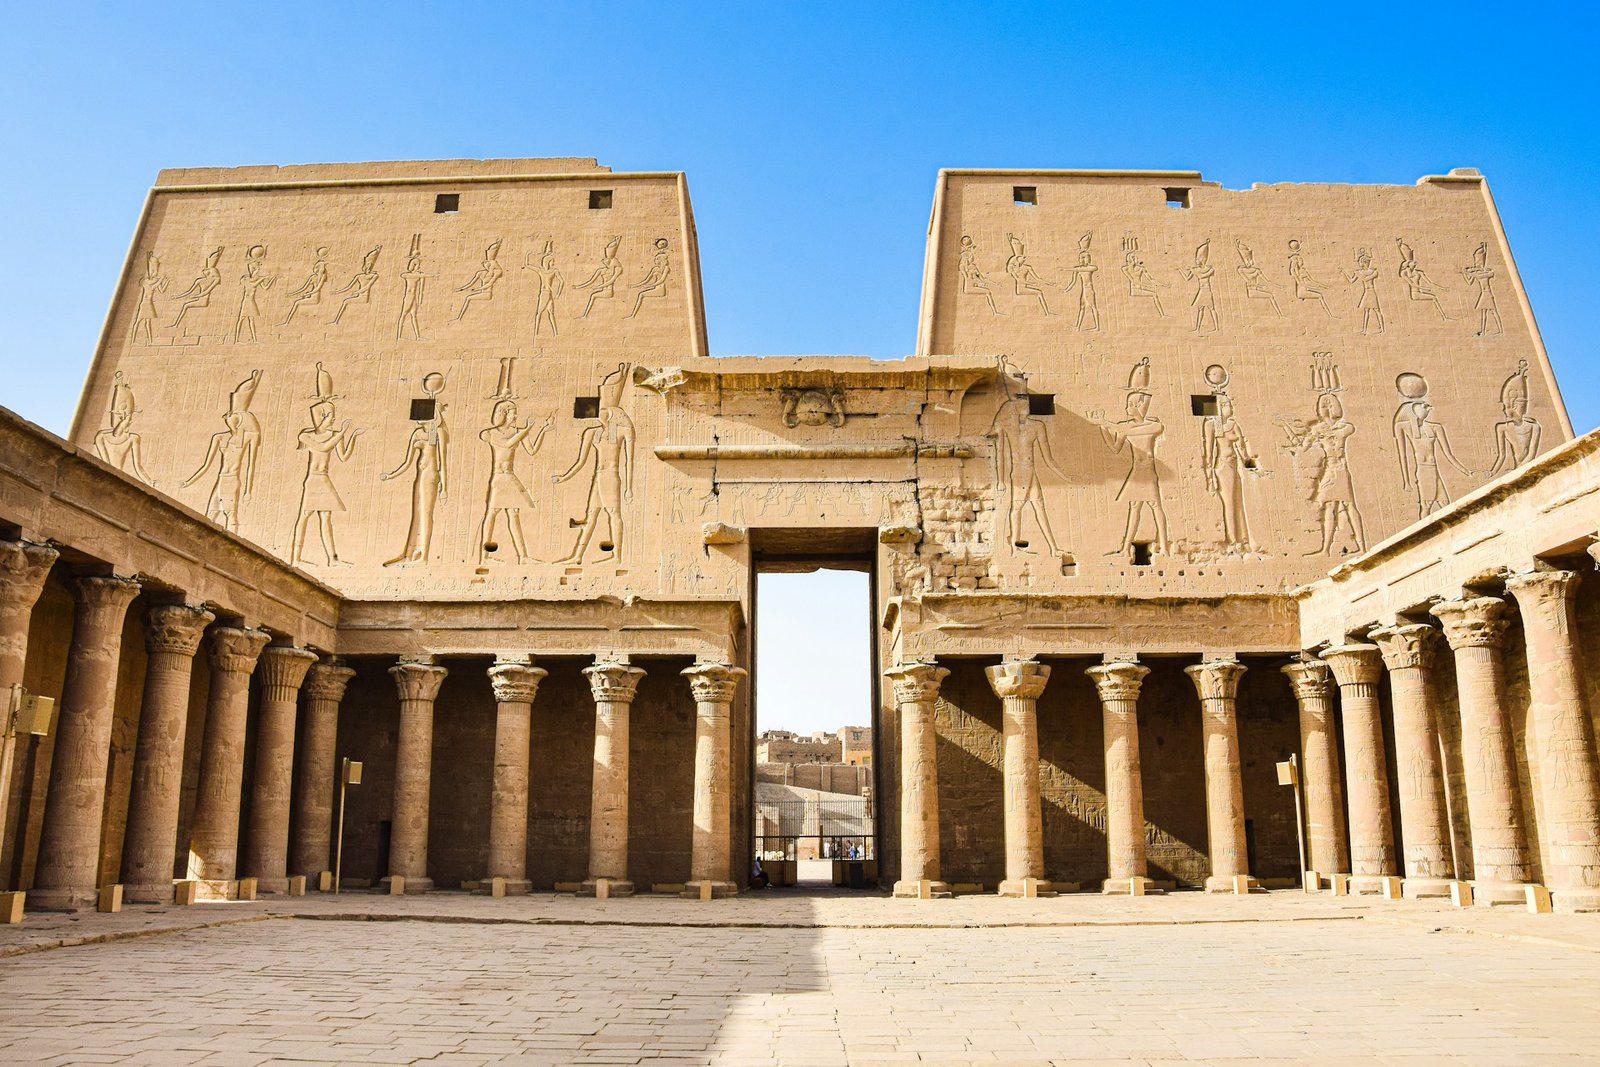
left=626, top=238, right=671, bottom=319
left=93, top=372, right=155, bottom=483
left=575, top=236, right=623, bottom=318
left=1392, top=372, right=1473, bottom=518
left=1198, top=365, right=1258, bottom=554
left=1395, top=238, right=1451, bottom=321
left=232, top=245, right=274, bottom=343
left=1234, top=241, right=1281, bottom=315
left=330, top=247, right=381, bottom=325
left=1004, top=233, right=1052, bottom=314
left=381, top=372, right=450, bottom=566
left=1342, top=249, right=1384, bottom=336
left=988, top=370, right=1067, bottom=557
left=1120, top=234, right=1167, bottom=318
left=128, top=253, right=167, bottom=344
left=290, top=364, right=365, bottom=567
left=168, top=247, right=224, bottom=329
left=1489, top=361, right=1541, bottom=475
left=1093, top=358, right=1169, bottom=557
left=1061, top=233, right=1100, bottom=332
left=1179, top=240, right=1219, bottom=335
left=1286, top=239, right=1334, bottom=317
left=958, top=235, right=1002, bottom=315
left=452, top=239, right=504, bottom=322
left=522, top=239, right=565, bottom=336
left=476, top=359, right=551, bottom=566
left=555, top=364, right=634, bottom=566
left=396, top=235, right=433, bottom=342
left=1276, top=360, right=1366, bottom=556
left=279, top=246, right=330, bottom=326
left=1461, top=241, right=1503, bottom=337
left=181, top=370, right=262, bottom=532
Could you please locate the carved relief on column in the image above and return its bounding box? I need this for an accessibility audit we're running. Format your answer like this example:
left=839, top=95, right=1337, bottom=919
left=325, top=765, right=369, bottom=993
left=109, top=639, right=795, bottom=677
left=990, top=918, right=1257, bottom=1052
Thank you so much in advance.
left=985, top=658, right=1050, bottom=896
left=1505, top=568, right=1600, bottom=911
left=1280, top=657, right=1349, bottom=875
left=121, top=604, right=215, bottom=903
left=31, top=576, right=142, bottom=909
left=583, top=660, right=645, bottom=896
left=292, top=660, right=355, bottom=880
left=187, top=626, right=270, bottom=890
left=1185, top=657, right=1251, bottom=892
left=387, top=659, right=448, bottom=894
left=485, top=658, right=547, bottom=895
left=1369, top=623, right=1455, bottom=895
left=243, top=645, right=317, bottom=892
left=1087, top=657, right=1157, bottom=895
left=886, top=661, right=950, bottom=897
left=683, top=661, right=745, bottom=897
left=1322, top=642, right=1396, bottom=891
left=1430, top=596, right=1532, bottom=900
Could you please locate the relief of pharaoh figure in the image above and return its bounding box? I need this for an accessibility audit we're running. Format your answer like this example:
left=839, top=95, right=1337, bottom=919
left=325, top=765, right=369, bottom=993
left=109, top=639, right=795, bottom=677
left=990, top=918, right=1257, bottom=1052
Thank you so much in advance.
left=476, top=398, right=552, bottom=566
left=554, top=364, right=634, bottom=566
left=181, top=370, right=263, bottom=533
left=1488, top=361, right=1541, bottom=475
left=382, top=380, right=450, bottom=567
left=1201, top=388, right=1257, bottom=553
left=290, top=366, right=364, bottom=567
left=988, top=384, right=1068, bottom=557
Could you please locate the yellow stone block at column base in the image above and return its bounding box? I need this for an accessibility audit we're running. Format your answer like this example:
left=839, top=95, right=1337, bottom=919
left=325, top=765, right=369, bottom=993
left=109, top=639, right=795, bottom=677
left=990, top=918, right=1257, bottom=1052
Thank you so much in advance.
left=388, top=875, right=406, bottom=896
left=892, top=878, right=952, bottom=899
left=287, top=876, right=306, bottom=897
left=97, top=884, right=123, bottom=913
left=1102, top=876, right=1162, bottom=896
left=1303, top=870, right=1321, bottom=893
left=0, top=891, right=24, bottom=924
left=490, top=877, right=506, bottom=898
left=173, top=880, right=199, bottom=906
left=1526, top=884, right=1553, bottom=914
left=237, top=878, right=258, bottom=902
left=1380, top=876, right=1404, bottom=900
left=1450, top=881, right=1474, bottom=909
left=317, top=870, right=333, bottom=892
left=1330, top=873, right=1352, bottom=896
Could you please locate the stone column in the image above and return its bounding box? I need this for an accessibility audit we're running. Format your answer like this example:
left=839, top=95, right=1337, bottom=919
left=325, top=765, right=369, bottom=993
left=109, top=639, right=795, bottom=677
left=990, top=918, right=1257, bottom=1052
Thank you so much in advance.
left=1186, top=657, right=1251, bottom=892
left=187, top=626, right=270, bottom=888
left=1281, top=657, right=1349, bottom=876
left=0, top=540, right=58, bottom=889
left=1088, top=657, right=1156, bottom=895
left=683, top=661, right=745, bottom=896
left=1322, top=643, right=1395, bottom=892
left=583, top=660, right=645, bottom=896
left=1506, top=568, right=1600, bottom=911
left=986, top=658, right=1050, bottom=896
left=120, top=604, right=215, bottom=903
left=242, top=645, right=317, bottom=893
left=387, top=659, right=448, bottom=894
left=30, top=576, right=141, bottom=909
left=486, top=658, right=547, bottom=895
left=291, top=660, right=355, bottom=881
left=1369, top=624, right=1455, bottom=896
left=886, top=661, right=949, bottom=897
left=1430, top=597, right=1532, bottom=902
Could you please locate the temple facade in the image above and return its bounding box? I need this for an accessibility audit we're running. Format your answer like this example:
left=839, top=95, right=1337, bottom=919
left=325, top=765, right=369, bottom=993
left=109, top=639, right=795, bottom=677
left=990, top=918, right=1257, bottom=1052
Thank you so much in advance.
left=3, top=158, right=1597, bottom=912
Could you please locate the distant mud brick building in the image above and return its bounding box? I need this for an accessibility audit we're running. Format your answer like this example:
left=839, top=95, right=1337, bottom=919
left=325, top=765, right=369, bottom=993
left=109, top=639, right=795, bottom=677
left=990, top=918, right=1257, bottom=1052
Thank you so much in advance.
left=4, top=158, right=1599, bottom=911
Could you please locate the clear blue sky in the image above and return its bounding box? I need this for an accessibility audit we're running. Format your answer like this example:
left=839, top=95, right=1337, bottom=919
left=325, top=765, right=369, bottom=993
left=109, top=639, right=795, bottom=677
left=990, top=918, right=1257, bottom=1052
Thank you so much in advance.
left=3, top=6, right=1596, bottom=733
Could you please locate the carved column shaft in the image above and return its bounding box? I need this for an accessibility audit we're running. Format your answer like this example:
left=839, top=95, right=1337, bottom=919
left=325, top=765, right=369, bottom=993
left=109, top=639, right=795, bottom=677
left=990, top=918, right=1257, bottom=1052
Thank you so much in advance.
left=0, top=541, right=58, bottom=892
left=1089, top=659, right=1151, bottom=890
left=121, top=604, right=214, bottom=903
left=487, top=660, right=546, bottom=891
left=243, top=646, right=317, bottom=892
left=1187, top=658, right=1250, bottom=890
left=887, top=662, right=949, bottom=894
left=986, top=659, right=1049, bottom=893
left=1371, top=624, right=1454, bottom=890
left=1506, top=570, right=1600, bottom=907
left=1432, top=597, right=1531, bottom=890
left=685, top=662, right=744, bottom=891
left=292, top=662, right=354, bottom=878
left=32, top=576, right=142, bottom=909
left=1323, top=643, right=1396, bottom=883
left=585, top=661, right=645, bottom=892
left=188, top=627, right=271, bottom=885
left=1282, top=658, right=1348, bottom=874
left=388, top=660, right=448, bottom=893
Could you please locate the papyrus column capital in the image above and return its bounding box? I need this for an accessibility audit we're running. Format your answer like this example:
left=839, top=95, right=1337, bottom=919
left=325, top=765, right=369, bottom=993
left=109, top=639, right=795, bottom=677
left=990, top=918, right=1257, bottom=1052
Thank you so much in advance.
left=1087, top=658, right=1149, bottom=703
left=885, top=661, right=949, bottom=705
left=985, top=658, right=1050, bottom=701
left=1280, top=657, right=1333, bottom=701
left=258, top=645, right=318, bottom=692
left=209, top=626, right=270, bottom=675
left=584, top=660, right=645, bottom=703
left=682, top=662, right=745, bottom=705
left=390, top=659, right=448, bottom=702
left=1185, top=657, right=1246, bottom=705
left=143, top=604, right=215, bottom=658
left=304, top=661, right=356, bottom=702
left=1322, top=643, right=1382, bottom=688
left=1370, top=623, right=1439, bottom=672
left=1430, top=597, right=1509, bottom=650
left=489, top=660, right=548, bottom=704
left=73, top=574, right=142, bottom=616
left=1505, top=568, right=1580, bottom=612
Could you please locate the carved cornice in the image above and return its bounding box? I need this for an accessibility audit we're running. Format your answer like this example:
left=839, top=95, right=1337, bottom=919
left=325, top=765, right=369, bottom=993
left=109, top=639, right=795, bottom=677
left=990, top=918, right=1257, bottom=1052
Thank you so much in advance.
left=1280, top=658, right=1333, bottom=702
left=1184, top=658, right=1246, bottom=703
left=985, top=659, right=1050, bottom=701
left=1369, top=624, right=1438, bottom=673
left=884, top=662, right=950, bottom=705
left=0, top=540, right=58, bottom=608
left=304, top=661, right=357, bottom=703
left=143, top=604, right=215, bottom=658
left=209, top=626, right=271, bottom=675
left=1321, top=643, right=1382, bottom=688
left=682, top=662, right=745, bottom=704
left=584, top=661, right=646, bottom=703
left=258, top=645, right=318, bottom=691
left=1429, top=597, right=1509, bottom=651
left=488, top=661, right=548, bottom=704
left=1086, top=659, right=1149, bottom=703
left=390, top=660, right=448, bottom=702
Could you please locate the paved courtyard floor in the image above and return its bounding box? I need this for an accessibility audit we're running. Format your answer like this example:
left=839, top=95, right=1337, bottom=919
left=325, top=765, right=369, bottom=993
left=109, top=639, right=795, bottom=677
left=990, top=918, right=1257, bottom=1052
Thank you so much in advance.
left=2, top=889, right=1599, bottom=1065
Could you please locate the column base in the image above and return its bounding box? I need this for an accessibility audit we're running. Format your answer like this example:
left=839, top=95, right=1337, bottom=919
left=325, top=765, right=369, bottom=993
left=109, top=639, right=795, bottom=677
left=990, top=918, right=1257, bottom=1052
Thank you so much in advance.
left=22, top=887, right=97, bottom=912
left=892, top=879, right=952, bottom=898
left=579, top=878, right=634, bottom=898
left=997, top=878, right=1060, bottom=898
left=680, top=880, right=738, bottom=900
left=1348, top=874, right=1397, bottom=895
left=252, top=877, right=291, bottom=895
left=1101, top=876, right=1163, bottom=896
left=1552, top=886, right=1600, bottom=913
left=380, top=876, right=433, bottom=895
left=1401, top=876, right=1455, bottom=899
left=122, top=881, right=176, bottom=905
left=1204, top=875, right=1259, bottom=894
left=1470, top=880, right=1534, bottom=906
left=478, top=878, right=532, bottom=896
